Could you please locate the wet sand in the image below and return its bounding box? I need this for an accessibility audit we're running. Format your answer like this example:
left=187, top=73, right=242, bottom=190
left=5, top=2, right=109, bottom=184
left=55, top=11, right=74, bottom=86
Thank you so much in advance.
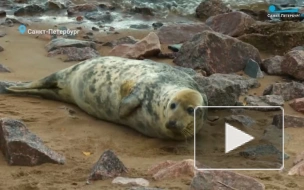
left=0, top=23, right=304, bottom=190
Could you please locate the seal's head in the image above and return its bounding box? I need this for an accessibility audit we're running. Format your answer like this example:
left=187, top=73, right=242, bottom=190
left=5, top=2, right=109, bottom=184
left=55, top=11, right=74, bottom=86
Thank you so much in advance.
left=165, top=89, right=207, bottom=140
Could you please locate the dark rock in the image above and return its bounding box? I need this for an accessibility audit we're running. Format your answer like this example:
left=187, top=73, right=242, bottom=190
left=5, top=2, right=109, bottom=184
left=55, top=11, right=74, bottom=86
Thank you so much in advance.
left=272, top=114, right=304, bottom=128
left=190, top=170, right=264, bottom=190
left=239, top=9, right=270, bottom=21
left=85, top=12, right=114, bottom=23
left=103, top=36, right=138, bottom=48
left=0, top=64, right=10, bottom=72
left=67, top=4, right=98, bottom=16
left=174, top=31, right=262, bottom=75
left=0, top=46, right=3, bottom=52
left=244, top=58, right=264, bottom=78
left=261, top=55, right=284, bottom=75
left=0, top=30, right=6, bottom=37
left=5, top=18, right=28, bottom=26
left=87, top=150, right=127, bottom=181
left=225, top=115, right=256, bottom=127
left=0, top=118, right=65, bottom=166
left=98, top=2, right=115, bottom=10
left=152, top=22, right=163, bottom=30
left=13, top=0, right=28, bottom=3
left=3, top=19, right=14, bottom=27
left=45, top=38, right=96, bottom=52
left=156, top=23, right=212, bottom=44
left=281, top=50, right=304, bottom=80
left=92, top=27, right=99, bottom=31
left=244, top=95, right=284, bottom=107
left=14, top=5, right=45, bottom=16
left=205, top=11, right=255, bottom=37
left=239, top=144, right=285, bottom=161
left=156, top=52, right=177, bottom=59
left=290, top=98, right=304, bottom=112
left=262, top=125, right=283, bottom=148
left=195, top=0, right=232, bottom=20
left=109, top=26, right=115, bottom=31
left=47, top=47, right=100, bottom=62
left=45, top=0, right=68, bottom=10
left=168, top=44, right=182, bottom=52
left=238, top=21, right=304, bottom=55
left=263, top=82, right=304, bottom=101
left=210, top=74, right=260, bottom=93
left=194, top=73, right=260, bottom=106
left=129, top=24, right=150, bottom=29
left=0, top=10, right=6, bottom=18
left=132, top=7, right=155, bottom=16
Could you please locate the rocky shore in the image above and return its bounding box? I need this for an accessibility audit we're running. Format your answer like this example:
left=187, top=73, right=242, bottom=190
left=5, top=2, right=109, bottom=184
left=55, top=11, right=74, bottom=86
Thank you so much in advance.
left=0, top=0, right=304, bottom=189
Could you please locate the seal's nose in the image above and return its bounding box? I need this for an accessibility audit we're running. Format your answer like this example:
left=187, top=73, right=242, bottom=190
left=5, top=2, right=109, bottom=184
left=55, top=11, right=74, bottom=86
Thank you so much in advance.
left=166, top=120, right=177, bottom=129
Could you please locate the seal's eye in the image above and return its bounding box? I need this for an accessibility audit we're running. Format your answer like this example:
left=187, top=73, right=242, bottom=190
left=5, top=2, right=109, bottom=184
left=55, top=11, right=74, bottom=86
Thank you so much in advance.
left=187, top=107, right=194, bottom=115
left=170, top=103, right=176, bottom=109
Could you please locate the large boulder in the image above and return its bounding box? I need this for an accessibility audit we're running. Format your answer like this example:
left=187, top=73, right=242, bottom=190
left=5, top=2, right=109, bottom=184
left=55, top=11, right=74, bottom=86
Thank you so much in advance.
left=261, top=55, right=284, bottom=75
left=195, top=0, right=231, bottom=20
left=238, top=21, right=304, bottom=55
left=194, top=74, right=260, bottom=106
left=174, top=31, right=262, bottom=75
left=205, top=11, right=255, bottom=37
left=281, top=50, right=304, bottom=80
left=263, top=82, right=304, bottom=101
left=0, top=118, right=65, bottom=166
left=156, top=23, right=212, bottom=44
left=190, top=170, right=265, bottom=190
left=45, top=38, right=96, bottom=52
left=109, top=32, right=161, bottom=59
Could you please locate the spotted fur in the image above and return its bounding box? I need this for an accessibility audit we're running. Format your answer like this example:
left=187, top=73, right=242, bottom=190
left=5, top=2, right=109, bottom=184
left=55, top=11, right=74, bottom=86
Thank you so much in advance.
left=5, top=56, right=208, bottom=140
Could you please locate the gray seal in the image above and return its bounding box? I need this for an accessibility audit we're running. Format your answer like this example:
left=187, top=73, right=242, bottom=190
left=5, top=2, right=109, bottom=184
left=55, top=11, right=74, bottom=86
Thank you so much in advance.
left=2, top=56, right=208, bottom=140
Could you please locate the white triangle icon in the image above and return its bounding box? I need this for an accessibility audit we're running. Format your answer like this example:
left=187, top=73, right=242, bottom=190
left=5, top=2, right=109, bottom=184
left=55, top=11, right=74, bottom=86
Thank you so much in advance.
left=225, top=123, right=254, bottom=154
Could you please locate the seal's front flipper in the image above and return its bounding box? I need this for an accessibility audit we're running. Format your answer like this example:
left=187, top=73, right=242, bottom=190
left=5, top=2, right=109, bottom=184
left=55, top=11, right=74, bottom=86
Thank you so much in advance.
left=119, top=93, right=141, bottom=118
left=119, top=80, right=141, bottom=118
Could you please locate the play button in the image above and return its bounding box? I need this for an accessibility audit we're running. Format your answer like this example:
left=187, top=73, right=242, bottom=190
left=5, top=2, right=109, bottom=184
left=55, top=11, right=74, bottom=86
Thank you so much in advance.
left=194, top=106, right=284, bottom=170
left=225, top=123, right=255, bottom=154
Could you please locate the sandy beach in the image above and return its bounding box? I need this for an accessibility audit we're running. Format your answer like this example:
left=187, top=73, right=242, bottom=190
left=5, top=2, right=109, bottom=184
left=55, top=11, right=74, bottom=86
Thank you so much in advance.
left=0, top=18, right=304, bottom=190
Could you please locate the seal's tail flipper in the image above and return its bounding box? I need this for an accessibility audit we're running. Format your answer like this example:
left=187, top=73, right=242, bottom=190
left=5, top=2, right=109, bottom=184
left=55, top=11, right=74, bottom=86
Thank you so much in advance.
left=0, top=81, right=23, bottom=94
left=1, top=73, right=63, bottom=100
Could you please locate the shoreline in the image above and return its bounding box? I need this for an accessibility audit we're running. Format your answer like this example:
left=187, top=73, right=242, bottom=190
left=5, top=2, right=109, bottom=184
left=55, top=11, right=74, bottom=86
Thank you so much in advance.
left=1, top=2, right=304, bottom=189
